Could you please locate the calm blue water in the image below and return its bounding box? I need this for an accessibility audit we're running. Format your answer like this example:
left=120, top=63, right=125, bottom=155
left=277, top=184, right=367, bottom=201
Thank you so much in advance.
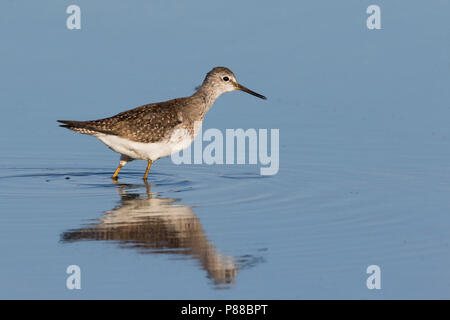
left=1, top=1, right=449, bottom=299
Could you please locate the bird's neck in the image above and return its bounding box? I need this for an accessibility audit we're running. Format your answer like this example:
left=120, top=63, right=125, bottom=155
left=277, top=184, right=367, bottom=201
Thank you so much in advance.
left=189, top=85, right=222, bottom=120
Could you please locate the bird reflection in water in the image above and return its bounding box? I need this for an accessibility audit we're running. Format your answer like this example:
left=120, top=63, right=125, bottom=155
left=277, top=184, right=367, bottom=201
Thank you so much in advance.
left=61, top=181, right=243, bottom=287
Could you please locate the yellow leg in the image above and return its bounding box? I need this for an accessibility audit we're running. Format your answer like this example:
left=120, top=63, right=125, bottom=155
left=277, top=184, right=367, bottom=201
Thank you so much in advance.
left=112, top=164, right=123, bottom=180
left=143, top=160, right=152, bottom=180
left=112, top=156, right=132, bottom=181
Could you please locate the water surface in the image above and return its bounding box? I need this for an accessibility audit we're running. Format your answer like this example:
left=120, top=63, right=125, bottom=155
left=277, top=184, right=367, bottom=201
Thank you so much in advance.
left=0, top=1, right=449, bottom=299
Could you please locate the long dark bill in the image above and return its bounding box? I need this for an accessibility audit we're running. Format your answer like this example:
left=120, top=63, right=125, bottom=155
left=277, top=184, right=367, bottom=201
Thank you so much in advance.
left=236, top=83, right=267, bottom=100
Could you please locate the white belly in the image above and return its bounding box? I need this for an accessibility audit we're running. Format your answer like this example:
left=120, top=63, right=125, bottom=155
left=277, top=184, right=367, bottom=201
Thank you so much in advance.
left=96, top=130, right=194, bottom=161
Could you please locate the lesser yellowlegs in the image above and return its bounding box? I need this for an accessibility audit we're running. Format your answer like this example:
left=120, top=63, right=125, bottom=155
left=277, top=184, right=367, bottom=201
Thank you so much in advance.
left=58, top=67, right=266, bottom=180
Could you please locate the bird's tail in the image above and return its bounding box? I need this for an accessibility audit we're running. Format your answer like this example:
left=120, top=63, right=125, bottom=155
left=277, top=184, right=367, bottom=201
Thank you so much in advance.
left=57, top=120, right=101, bottom=135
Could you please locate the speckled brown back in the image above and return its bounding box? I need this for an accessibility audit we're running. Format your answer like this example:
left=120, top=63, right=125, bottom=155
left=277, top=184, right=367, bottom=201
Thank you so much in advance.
left=59, top=97, right=193, bottom=143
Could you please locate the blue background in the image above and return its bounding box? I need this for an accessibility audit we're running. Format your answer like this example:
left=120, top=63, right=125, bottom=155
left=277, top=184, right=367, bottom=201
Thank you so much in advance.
left=0, top=1, right=449, bottom=299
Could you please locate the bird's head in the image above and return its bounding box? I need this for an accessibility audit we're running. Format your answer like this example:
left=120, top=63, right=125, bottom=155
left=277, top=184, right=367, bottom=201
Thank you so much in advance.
left=199, top=66, right=266, bottom=100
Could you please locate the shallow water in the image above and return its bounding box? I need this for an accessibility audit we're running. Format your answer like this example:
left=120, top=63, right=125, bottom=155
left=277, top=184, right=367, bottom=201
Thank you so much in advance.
left=1, top=1, right=450, bottom=299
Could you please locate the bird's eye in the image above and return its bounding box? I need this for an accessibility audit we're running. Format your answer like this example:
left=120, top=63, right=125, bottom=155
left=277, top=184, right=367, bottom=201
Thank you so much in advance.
left=222, top=76, right=229, bottom=82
